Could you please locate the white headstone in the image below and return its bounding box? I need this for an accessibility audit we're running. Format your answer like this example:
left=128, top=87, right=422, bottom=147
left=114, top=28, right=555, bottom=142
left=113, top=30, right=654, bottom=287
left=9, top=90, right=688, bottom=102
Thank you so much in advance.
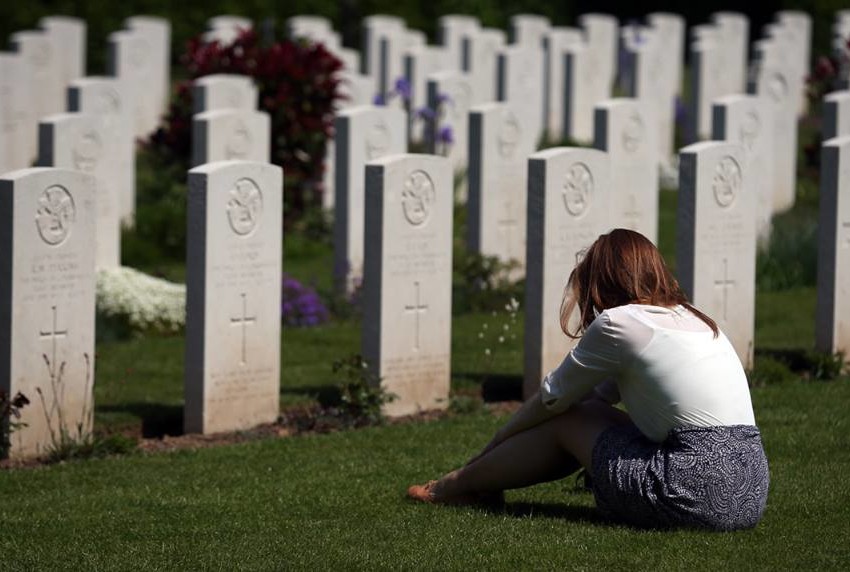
left=286, top=15, right=333, bottom=40
left=193, top=74, right=258, bottom=114
left=621, top=26, right=676, bottom=163
left=594, top=99, right=659, bottom=243
left=777, top=11, right=812, bottom=117
left=126, top=16, right=171, bottom=125
left=468, top=103, right=527, bottom=276
left=712, top=12, right=749, bottom=95
left=191, top=109, right=271, bottom=167
left=39, top=16, right=86, bottom=87
left=404, top=46, right=450, bottom=143
left=361, top=15, right=405, bottom=96
left=524, top=147, right=611, bottom=397
left=206, top=15, right=252, bottom=45
left=463, top=28, right=506, bottom=105
left=689, top=25, right=724, bottom=142
left=427, top=71, right=472, bottom=172
left=107, top=30, right=160, bottom=139
left=337, top=48, right=361, bottom=74
left=543, top=27, right=583, bottom=141
left=563, top=41, right=597, bottom=143
left=749, top=39, right=799, bottom=212
left=816, top=136, right=850, bottom=356
left=10, top=31, right=64, bottom=162
left=647, top=13, right=685, bottom=97
left=185, top=160, right=282, bottom=435
left=0, top=53, right=31, bottom=174
left=68, top=77, right=135, bottom=226
left=578, top=14, right=618, bottom=96
left=824, top=91, right=850, bottom=140
left=712, top=95, right=775, bottom=242
left=510, top=14, right=551, bottom=47
left=438, top=14, right=480, bottom=70
left=0, top=167, right=96, bottom=458
left=362, top=153, right=453, bottom=417
left=677, top=141, right=754, bottom=368
left=38, top=113, right=122, bottom=268
left=323, top=71, right=375, bottom=211
left=498, top=45, right=544, bottom=154
left=333, top=106, right=407, bottom=293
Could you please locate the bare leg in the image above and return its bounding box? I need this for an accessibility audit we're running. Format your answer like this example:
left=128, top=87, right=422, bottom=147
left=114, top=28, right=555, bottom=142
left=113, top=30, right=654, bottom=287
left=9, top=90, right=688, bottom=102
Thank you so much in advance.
left=432, top=400, right=631, bottom=499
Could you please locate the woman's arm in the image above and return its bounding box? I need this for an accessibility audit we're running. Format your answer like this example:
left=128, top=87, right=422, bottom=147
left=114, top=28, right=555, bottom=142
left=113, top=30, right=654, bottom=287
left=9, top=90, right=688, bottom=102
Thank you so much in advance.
left=465, top=391, right=554, bottom=465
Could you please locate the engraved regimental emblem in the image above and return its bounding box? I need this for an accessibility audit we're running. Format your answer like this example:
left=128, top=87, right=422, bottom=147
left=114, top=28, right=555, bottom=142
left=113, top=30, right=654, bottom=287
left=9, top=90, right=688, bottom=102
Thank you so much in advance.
left=95, top=87, right=122, bottom=115
left=713, top=156, right=742, bottom=208
left=622, top=111, right=644, bottom=153
left=562, top=162, right=593, bottom=217
left=366, top=119, right=391, bottom=160
left=72, top=129, right=103, bottom=173
left=767, top=71, right=788, bottom=103
left=226, top=119, right=252, bottom=159
left=32, top=39, right=51, bottom=68
left=226, top=85, right=244, bottom=108
left=402, top=170, right=435, bottom=226
left=739, top=110, right=760, bottom=153
left=498, top=110, right=521, bottom=158
left=129, top=38, right=149, bottom=69
left=35, top=185, right=76, bottom=245
left=449, top=83, right=472, bottom=120
left=227, top=178, right=263, bottom=236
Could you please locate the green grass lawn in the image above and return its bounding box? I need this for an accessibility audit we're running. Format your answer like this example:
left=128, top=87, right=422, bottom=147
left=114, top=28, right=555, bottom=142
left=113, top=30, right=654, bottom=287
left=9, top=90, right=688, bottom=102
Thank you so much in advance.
left=1, top=381, right=848, bottom=569
left=3, top=167, right=849, bottom=568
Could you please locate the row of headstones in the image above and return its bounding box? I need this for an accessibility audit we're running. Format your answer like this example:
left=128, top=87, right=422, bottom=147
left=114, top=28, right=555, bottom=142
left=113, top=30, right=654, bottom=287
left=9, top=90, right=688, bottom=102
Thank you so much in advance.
left=332, top=86, right=799, bottom=294
left=3, top=124, right=848, bottom=457
left=0, top=16, right=172, bottom=174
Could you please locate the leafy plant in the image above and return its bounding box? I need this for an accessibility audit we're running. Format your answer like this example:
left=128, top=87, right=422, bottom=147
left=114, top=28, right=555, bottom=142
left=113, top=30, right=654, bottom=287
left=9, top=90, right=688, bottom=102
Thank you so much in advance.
left=146, top=28, right=344, bottom=230
left=319, top=354, right=395, bottom=427
left=747, top=356, right=797, bottom=388
left=453, top=249, right=524, bottom=314
left=0, top=390, right=30, bottom=458
left=806, top=350, right=847, bottom=381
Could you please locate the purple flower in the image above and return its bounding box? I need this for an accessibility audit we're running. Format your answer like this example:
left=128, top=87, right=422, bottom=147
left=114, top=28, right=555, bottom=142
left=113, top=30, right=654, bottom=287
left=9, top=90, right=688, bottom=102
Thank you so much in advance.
left=416, top=106, right=436, bottom=120
left=394, top=77, right=411, bottom=101
left=372, top=93, right=386, bottom=106
left=437, top=126, right=454, bottom=145
left=436, top=92, right=452, bottom=106
left=281, top=274, right=330, bottom=327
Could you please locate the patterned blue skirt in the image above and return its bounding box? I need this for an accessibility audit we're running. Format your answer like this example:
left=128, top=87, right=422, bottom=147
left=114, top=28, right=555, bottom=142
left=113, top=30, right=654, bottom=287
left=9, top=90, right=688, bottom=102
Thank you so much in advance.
left=591, top=424, right=769, bottom=530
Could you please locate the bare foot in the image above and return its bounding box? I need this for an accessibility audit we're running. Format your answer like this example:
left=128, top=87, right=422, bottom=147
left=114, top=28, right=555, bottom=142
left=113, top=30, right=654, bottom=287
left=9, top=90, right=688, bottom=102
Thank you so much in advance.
left=406, top=479, right=504, bottom=506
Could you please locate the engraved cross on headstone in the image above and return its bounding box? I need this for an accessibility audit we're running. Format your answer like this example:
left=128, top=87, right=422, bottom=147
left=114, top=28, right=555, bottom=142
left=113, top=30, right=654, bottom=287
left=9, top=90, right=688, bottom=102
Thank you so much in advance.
left=496, top=199, right=519, bottom=259
left=841, top=220, right=850, bottom=248
left=714, top=258, right=736, bottom=321
left=230, top=293, right=257, bottom=365
left=404, top=281, right=429, bottom=351
left=39, top=305, right=68, bottom=377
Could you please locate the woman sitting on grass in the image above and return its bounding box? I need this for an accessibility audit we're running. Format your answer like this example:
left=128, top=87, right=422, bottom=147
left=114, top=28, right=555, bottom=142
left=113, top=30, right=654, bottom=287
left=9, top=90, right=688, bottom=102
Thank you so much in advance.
left=408, top=229, right=769, bottom=530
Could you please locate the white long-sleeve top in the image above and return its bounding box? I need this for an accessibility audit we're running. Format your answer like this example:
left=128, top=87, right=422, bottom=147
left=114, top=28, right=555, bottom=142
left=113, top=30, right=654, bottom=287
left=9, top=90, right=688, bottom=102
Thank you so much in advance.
left=540, top=304, right=757, bottom=442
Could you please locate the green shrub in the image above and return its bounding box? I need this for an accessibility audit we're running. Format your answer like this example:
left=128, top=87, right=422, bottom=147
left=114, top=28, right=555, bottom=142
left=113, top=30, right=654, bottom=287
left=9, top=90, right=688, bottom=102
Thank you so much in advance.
left=317, top=354, right=395, bottom=427
left=747, top=355, right=798, bottom=388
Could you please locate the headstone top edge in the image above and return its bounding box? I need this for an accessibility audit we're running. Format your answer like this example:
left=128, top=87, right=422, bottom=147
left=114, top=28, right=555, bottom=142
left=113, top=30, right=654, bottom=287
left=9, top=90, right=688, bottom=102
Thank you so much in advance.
left=823, top=135, right=850, bottom=149
left=529, top=147, right=606, bottom=161
left=188, top=160, right=282, bottom=178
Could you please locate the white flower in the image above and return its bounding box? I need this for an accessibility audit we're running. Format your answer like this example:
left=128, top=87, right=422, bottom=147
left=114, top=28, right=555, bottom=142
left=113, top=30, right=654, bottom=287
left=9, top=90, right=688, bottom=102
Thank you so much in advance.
left=484, top=348, right=491, bottom=356
left=96, top=266, right=186, bottom=336
left=498, top=336, right=504, bottom=343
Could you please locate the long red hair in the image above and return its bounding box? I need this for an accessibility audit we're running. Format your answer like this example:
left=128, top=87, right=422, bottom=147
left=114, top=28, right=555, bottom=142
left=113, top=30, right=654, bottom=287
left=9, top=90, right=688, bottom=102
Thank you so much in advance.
left=560, top=228, right=718, bottom=338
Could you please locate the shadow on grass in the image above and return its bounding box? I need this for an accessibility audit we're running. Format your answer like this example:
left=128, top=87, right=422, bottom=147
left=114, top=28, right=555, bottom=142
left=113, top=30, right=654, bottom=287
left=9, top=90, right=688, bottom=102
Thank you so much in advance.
left=97, top=403, right=183, bottom=438
left=461, top=500, right=615, bottom=527
left=452, top=372, right=523, bottom=402
left=754, top=348, right=815, bottom=372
